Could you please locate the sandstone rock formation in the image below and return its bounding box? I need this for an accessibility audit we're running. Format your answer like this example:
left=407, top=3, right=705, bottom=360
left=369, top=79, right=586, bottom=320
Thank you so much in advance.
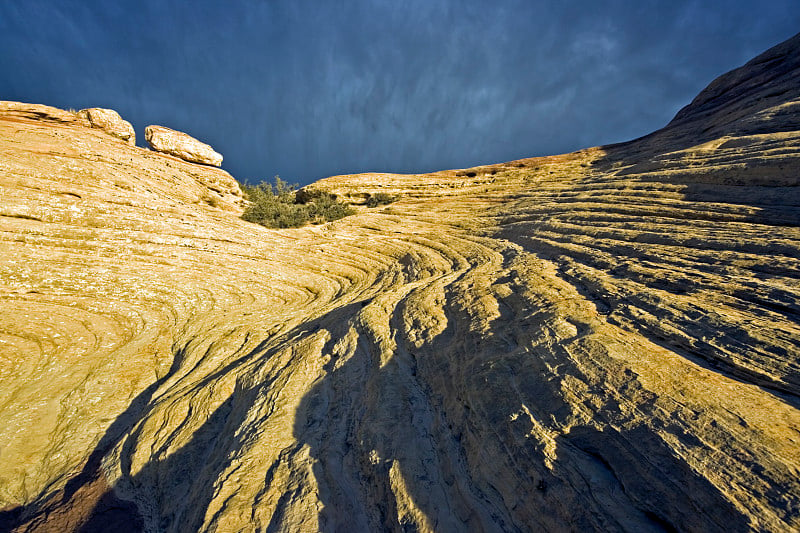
left=78, top=107, right=136, bottom=145
left=0, top=34, right=799, bottom=532
left=0, top=101, right=86, bottom=124
left=145, top=124, right=223, bottom=166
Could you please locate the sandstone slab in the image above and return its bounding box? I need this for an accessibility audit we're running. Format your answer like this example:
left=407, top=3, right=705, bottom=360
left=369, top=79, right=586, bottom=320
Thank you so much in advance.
left=145, top=124, right=223, bottom=166
left=78, top=107, right=135, bottom=145
left=0, top=101, right=84, bottom=124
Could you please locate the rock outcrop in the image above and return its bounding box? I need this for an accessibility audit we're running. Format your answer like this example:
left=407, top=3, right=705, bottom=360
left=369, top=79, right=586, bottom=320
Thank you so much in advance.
left=0, top=101, right=86, bottom=124
left=145, top=124, right=223, bottom=166
left=0, top=34, right=799, bottom=533
left=78, top=107, right=136, bottom=145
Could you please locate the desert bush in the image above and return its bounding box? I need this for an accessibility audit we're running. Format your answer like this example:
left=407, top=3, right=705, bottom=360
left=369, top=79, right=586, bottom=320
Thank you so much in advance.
left=365, top=192, right=398, bottom=208
left=307, top=191, right=355, bottom=222
left=241, top=176, right=354, bottom=228
left=294, top=187, right=325, bottom=204
left=241, top=177, right=307, bottom=228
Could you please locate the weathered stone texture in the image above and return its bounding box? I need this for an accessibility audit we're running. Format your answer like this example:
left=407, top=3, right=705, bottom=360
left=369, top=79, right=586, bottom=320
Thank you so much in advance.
left=145, top=124, right=223, bottom=166
left=0, top=33, right=799, bottom=533
left=78, top=107, right=136, bottom=145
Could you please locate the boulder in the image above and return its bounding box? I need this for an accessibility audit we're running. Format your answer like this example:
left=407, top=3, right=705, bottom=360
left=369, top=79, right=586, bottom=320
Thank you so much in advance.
left=78, top=107, right=135, bottom=145
left=145, top=125, right=223, bottom=167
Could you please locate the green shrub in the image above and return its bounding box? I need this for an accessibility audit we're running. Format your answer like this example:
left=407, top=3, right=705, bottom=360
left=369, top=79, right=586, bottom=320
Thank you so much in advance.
left=307, top=192, right=355, bottom=222
left=241, top=176, right=354, bottom=228
left=294, top=187, right=325, bottom=204
left=365, top=192, right=398, bottom=208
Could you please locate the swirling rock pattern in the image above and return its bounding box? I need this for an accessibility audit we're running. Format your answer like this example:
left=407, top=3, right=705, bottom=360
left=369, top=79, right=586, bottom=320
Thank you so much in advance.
left=1, top=35, right=799, bottom=532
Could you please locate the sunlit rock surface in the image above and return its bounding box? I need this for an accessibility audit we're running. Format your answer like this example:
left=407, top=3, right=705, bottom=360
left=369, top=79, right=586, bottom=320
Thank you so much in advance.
left=78, top=108, right=136, bottom=145
left=1, top=34, right=799, bottom=532
left=145, top=125, right=224, bottom=167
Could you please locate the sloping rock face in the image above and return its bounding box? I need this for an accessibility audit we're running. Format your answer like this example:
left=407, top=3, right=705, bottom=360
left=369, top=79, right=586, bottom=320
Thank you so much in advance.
left=78, top=107, right=136, bottom=145
left=669, top=32, right=800, bottom=136
left=0, top=101, right=86, bottom=124
left=1, top=35, right=799, bottom=533
left=145, top=124, right=223, bottom=166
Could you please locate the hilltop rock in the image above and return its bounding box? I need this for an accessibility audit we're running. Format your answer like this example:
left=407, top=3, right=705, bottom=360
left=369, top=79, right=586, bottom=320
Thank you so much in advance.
left=0, top=103, right=135, bottom=146
left=669, top=32, right=800, bottom=132
left=78, top=107, right=135, bottom=145
left=145, top=124, right=223, bottom=166
left=0, top=101, right=85, bottom=124
left=0, top=101, right=243, bottom=212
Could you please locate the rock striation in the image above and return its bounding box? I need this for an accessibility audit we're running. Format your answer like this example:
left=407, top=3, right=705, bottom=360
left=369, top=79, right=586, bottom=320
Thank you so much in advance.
left=78, top=107, right=136, bottom=145
left=0, top=34, right=799, bottom=533
left=145, top=124, right=223, bottom=166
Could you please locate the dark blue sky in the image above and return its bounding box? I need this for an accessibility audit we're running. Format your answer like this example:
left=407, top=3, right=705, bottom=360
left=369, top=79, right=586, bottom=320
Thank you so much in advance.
left=2, top=1, right=799, bottom=184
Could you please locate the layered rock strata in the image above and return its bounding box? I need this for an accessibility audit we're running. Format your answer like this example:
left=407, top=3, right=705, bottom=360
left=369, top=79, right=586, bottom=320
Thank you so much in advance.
left=145, top=125, right=223, bottom=167
left=0, top=34, right=799, bottom=533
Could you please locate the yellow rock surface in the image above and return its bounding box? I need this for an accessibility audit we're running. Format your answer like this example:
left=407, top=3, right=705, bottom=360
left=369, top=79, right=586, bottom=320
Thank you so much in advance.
left=1, top=34, right=799, bottom=532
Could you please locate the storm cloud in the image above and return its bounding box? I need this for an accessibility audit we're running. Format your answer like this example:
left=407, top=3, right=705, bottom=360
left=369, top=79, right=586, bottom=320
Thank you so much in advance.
left=1, top=1, right=798, bottom=184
